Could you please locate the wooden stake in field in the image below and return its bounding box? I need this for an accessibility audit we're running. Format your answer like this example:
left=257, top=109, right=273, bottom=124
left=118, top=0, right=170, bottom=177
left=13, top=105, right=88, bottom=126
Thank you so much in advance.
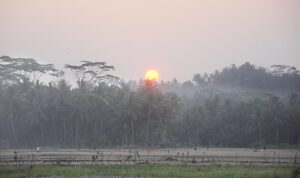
left=273, top=152, right=276, bottom=165
left=201, top=152, right=205, bottom=163
left=13, top=151, right=18, bottom=165
left=175, top=152, right=179, bottom=162
left=186, top=151, right=189, bottom=162
left=147, top=149, right=150, bottom=162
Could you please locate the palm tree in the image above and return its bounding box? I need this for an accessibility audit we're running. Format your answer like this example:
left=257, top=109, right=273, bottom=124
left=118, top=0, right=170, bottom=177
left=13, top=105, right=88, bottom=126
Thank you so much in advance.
left=247, top=98, right=266, bottom=146
left=266, top=95, right=285, bottom=145
left=138, top=82, right=160, bottom=147
left=126, top=91, right=139, bottom=146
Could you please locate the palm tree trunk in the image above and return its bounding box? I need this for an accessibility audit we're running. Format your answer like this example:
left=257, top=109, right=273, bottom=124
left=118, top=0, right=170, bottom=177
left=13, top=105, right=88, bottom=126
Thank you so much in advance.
left=258, top=123, right=262, bottom=146
left=63, top=121, right=66, bottom=147
left=131, top=118, right=134, bottom=145
left=146, top=107, right=151, bottom=147
left=276, top=123, right=279, bottom=145
left=75, top=118, right=79, bottom=148
left=10, top=117, right=18, bottom=147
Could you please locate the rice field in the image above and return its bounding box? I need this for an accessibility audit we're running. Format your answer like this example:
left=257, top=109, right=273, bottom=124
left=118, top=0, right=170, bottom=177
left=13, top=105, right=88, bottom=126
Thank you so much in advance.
left=0, top=147, right=299, bottom=166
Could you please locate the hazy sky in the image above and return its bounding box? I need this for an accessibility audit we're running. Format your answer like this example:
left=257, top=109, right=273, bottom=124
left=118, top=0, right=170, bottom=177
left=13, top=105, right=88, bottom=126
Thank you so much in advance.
left=1, top=0, right=300, bottom=81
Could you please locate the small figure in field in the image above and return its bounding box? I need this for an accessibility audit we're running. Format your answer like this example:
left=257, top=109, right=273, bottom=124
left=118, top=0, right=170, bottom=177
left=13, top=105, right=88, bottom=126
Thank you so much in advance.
left=13, top=151, right=18, bottom=163
left=92, top=151, right=100, bottom=162
left=260, top=146, right=266, bottom=152
left=36, top=146, right=40, bottom=152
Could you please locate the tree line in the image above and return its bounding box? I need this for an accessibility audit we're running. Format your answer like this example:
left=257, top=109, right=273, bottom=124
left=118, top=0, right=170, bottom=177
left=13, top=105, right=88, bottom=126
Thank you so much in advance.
left=0, top=56, right=299, bottom=148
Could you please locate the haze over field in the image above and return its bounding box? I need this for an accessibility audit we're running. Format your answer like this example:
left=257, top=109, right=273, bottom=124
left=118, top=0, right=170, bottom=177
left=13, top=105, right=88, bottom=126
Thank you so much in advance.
left=1, top=2, right=300, bottom=177
left=1, top=0, right=300, bottom=81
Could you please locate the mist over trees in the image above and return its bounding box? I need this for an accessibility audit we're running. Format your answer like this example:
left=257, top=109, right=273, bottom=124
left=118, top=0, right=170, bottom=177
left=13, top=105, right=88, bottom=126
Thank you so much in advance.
left=0, top=56, right=300, bottom=149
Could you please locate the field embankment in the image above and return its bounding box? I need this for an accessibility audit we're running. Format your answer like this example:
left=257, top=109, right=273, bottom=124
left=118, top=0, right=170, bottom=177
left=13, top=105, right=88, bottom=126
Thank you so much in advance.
left=0, top=148, right=299, bottom=166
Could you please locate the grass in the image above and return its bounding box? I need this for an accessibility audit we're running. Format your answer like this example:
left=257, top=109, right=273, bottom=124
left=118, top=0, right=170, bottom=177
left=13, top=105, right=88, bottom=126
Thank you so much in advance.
left=265, top=144, right=300, bottom=150
left=0, top=164, right=298, bottom=178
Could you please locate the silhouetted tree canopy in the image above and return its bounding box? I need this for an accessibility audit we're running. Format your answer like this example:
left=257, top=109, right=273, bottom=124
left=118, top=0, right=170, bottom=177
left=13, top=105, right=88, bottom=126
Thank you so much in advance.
left=0, top=56, right=58, bottom=84
left=0, top=57, right=300, bottom=149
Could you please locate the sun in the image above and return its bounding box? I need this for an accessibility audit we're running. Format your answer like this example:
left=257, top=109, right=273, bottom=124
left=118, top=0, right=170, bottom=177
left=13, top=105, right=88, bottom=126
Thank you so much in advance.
left=145, top=70, right=159, bottom=81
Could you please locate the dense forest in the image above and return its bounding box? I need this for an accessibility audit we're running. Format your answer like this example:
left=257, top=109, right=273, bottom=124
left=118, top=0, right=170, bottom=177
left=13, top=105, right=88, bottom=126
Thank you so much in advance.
left=0, top=56, right=300, bottom=149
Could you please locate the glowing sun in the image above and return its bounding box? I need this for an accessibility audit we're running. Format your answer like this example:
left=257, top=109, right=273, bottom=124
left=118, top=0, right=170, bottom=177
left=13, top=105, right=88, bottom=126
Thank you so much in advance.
left=145, top=70, right=159, bottom=81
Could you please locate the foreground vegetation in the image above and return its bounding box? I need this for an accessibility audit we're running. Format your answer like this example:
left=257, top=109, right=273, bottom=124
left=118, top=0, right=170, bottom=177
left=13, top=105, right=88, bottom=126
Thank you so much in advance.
left=0, top=164, right=298, bottom=178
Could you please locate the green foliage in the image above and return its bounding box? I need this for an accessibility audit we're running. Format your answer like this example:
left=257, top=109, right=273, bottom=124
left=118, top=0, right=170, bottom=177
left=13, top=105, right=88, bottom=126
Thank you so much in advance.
left=0, top=165, right=293, bottom=178
left=291, top=166, right=300, bottom=178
